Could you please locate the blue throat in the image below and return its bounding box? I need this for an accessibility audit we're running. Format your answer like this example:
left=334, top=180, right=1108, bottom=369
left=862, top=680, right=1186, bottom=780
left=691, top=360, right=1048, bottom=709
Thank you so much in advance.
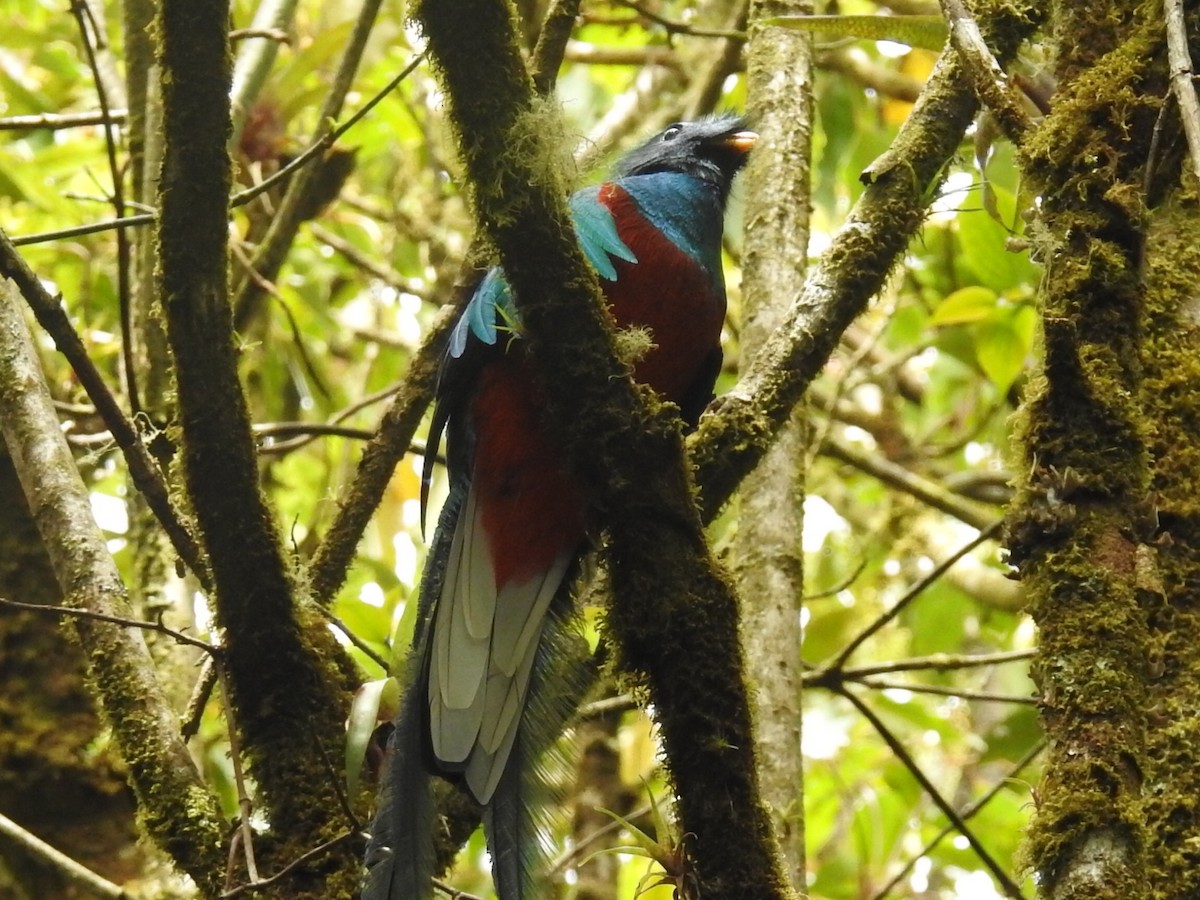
left=617, top=172, right=725, bottom=280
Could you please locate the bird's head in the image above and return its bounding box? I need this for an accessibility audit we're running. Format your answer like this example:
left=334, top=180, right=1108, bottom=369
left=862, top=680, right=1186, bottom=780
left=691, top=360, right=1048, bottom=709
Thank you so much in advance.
left=615, top=114, right=757, bottom=199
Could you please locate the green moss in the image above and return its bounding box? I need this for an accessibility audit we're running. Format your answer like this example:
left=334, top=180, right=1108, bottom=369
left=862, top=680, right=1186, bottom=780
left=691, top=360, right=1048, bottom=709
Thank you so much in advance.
left=1132, top=181, right=1200, bottom=898
left=1009, top=4, right=1173, bottom=896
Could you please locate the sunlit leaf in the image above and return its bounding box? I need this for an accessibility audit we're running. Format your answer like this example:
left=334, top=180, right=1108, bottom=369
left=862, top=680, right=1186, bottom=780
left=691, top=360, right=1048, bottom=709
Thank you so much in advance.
left=931, top=285, right=999, bottom=325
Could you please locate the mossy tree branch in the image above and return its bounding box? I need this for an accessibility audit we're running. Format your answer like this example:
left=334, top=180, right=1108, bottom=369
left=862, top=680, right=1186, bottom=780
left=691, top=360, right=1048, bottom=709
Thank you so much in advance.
left=0, top=278, right=225, bottom=895
left=688, top=0, right=1043, bottom=523
left=154, top=1, right=356, bottom=893
left=411, top=1, right=793, bottom=897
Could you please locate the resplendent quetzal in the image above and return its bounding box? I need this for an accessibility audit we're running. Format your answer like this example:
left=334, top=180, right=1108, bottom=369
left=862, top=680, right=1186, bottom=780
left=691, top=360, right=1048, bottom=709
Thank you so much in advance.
left=363, top=114, right=755, bottom=900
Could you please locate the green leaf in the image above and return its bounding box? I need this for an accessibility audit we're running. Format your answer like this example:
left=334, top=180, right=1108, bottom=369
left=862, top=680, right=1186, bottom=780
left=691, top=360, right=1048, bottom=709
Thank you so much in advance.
left=956, top=186, right=1039, bottom=292
left=975, top=318, right=1026, bottom=393
left=345, top=677, right=399, bottom=797
left=764, top=14, right=948, bottom=51
left=931, top=285, right=998, bottom=325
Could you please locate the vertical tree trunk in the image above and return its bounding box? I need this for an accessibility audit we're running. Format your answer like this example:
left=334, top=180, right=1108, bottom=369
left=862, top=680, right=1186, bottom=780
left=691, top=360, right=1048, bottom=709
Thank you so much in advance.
left=737, top=0, right=815, bottom=889
left=1009, top=4, right=1166, bottom=897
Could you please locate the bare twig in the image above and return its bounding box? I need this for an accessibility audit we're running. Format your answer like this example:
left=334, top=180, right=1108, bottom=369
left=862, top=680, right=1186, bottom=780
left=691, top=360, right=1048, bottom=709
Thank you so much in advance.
left=0, top=811, right=125, bottom=899
left=811, top=648, right=1037, bottom=682
left=219, top=831, right=358, bottom=898
left=324, top=609, right=390, bottom=671
left=837, top=687, right=1028, bottom=898
left=1165, top=0, right=1200, bottom=182
left=0, top=109, right=128, bottom=130
left=0, top=595, right=216, bottom=654
left=70, top=0, right=137, bottom=414
left=830, top=519, right=1004, bottom=668
left=869, top=740, right=1045, bottom=900
left=821, top=432, right=997, bottom=530
left=216, top=659, right=260, bottom=887
left=858, top=677, right=1038, bottom=705
left=10, top=213, right=156, bottom=247
left=182, top=655, right=220, bottom=740
left=611, top=0, right=747, bottom=40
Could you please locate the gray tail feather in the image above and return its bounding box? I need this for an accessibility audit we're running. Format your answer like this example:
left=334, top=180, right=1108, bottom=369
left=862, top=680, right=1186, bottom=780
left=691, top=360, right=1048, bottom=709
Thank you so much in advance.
left=486, top=586, right=592, bottom=900
left=362, top=486, right=464, bottom=900
left=361, top=674, right=436, bottom=900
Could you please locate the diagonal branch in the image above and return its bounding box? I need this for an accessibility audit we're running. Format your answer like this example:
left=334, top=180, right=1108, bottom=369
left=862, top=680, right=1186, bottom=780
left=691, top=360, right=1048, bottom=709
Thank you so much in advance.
left=0, top=230, right=211, bottom=589
left=689, top=1, right=1042, bottom=524
left=0, top=277, right=225, bottom=893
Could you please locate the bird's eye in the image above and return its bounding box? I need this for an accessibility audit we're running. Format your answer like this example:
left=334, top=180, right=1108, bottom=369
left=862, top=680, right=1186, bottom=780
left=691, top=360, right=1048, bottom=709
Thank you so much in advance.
left=662, top=124, right=683, bottom=141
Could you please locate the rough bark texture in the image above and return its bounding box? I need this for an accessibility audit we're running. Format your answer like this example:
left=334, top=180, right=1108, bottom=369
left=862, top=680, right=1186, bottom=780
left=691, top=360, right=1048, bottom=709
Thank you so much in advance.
left=1007, top=3, right=1170, bottom=897
left=154, top=2, right=359, bottom=894
left=1132, top=169, right=1200, bottom=898
left=0, top=451, right=145, bottom=900
left=688, top=0, right=1042, bottom=523
left=0, top=280, right=225, bottom=894
left=736, top=0, right=815, bottom=888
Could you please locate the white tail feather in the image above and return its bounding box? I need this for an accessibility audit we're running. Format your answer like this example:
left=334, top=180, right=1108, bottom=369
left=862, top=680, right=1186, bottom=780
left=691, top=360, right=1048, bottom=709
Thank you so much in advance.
left=428, top=483, right=574, bottom=800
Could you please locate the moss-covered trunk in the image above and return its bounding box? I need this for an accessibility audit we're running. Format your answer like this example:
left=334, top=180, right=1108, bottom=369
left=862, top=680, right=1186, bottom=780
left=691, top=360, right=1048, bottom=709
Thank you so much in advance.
left=1136, top=177, right=1200, bottom=899
left=1008, top=3, right=1182, bottom=897
left=0, top=452, right=146, bottom=899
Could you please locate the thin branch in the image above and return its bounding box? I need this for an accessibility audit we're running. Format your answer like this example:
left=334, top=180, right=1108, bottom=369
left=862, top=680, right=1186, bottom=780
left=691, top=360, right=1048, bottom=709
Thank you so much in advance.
left=611, top=0, right=748, bottom=40
left=811, top=648, right=1037, bottom=682
left=858, top=677, right=1038, bottom=705
left=182, top=655, right=220, bottom=740
left=0, top=811, right=125, bottom=899
left=219, top=831, right=358, bottom=898
left=10, top=213, right=156, bottom=247
left=432, top=879, right=486, bottom=900
left=1165, top=0, right=1200, bottom=182
left=564, top=40, right=683, bottom=69
left=821, top=431, right=997, bottom=530
left=0, top=233, right=211, bottom=589
left=0, top=109, right=128, bottom=130
left=870, top=739, right=1045, bottom=900
left=229, top=51, right=426, bottom=212
left=254, top=421, right=377, bottom=453
left=0, top=596, right=216, bottom=654
left=837, top=686, right=1027, bottom=898
left=309, top=223, right=429, bottom=297
left=830, top=519, right=1004, bottom=668
left=324, top=609, right=390, bottom=671
left=940, top=0, right=1032, bottom=147
left=216, top=660, right=260, bottom=888
left=70, top=0, right=138, bottom=415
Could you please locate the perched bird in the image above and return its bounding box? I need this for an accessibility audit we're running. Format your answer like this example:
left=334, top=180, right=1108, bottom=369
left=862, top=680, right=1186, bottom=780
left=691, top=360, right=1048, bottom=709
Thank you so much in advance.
left=363, top=115, right=755, bottom=900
